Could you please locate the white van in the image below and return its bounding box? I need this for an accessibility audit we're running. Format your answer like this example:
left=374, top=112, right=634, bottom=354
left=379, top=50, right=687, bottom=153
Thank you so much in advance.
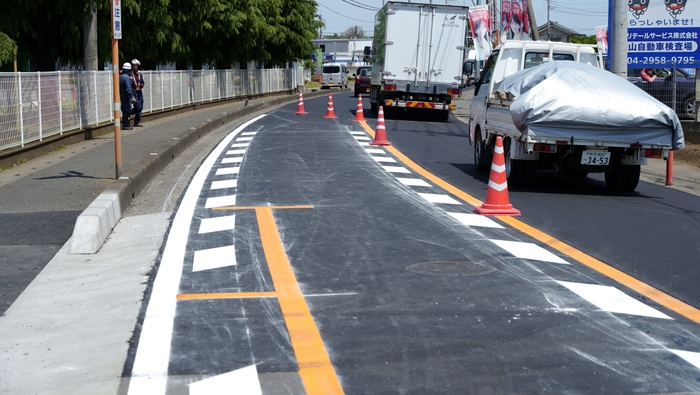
left=321, top=63, right=348, bottom=89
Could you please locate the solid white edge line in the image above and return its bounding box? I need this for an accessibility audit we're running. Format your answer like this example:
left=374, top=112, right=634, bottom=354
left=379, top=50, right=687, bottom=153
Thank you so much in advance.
left=127, top=114, right=267, bottom=395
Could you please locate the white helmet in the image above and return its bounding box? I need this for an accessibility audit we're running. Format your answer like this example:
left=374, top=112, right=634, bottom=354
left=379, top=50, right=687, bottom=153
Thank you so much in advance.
left=131, top=58, right=140, bottom=66
left=122, top=62, right=132, bottom=70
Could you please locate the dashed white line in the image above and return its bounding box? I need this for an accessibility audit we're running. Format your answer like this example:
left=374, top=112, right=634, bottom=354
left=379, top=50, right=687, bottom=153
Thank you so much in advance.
left=205, top=195, right=237, bottom=208
left=365, top=148, right=385, bottom=154
left=372, top=156, right=397, bottom=163
left=226, top=149, right=246, bottom=155
left=199, top=215, right=236, bottom=234
left=448, top=212, right=504, bottom=228
left=417, top=193, right=461, bottom=205
left=222, top=157, right=243, bottom=164
left=216, top=167, right=240, bottom=176
left=396, top=177, right=431, bottom=187
left=557, top=281, right=673, bottom=319
left=383, top=166, right=411, bottom=173
left=670, top=350, right=700, bottom=370
left=491, top=239, right=569, bottom=264
left=231, top=143, right=250, bottom=148
left=211, top=179, right=238, bottom=190
left=193, top=245, right=237, bottom=272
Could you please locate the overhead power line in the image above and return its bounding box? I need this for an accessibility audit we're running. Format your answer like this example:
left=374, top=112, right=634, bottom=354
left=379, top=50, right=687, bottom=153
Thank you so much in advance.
left=317, top=3, right=374, bottom=24
left=341, top=0, right=380, bottom=11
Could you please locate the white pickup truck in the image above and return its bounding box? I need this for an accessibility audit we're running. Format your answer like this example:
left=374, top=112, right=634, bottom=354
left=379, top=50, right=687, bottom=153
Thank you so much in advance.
left=469, top=41, right=684, bottom=191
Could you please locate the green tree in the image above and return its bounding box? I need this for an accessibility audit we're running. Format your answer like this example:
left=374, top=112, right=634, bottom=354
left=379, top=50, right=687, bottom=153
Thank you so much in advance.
left=571, top=34, right=596, bottom=45
left=0, top=32, right=16, bottom=66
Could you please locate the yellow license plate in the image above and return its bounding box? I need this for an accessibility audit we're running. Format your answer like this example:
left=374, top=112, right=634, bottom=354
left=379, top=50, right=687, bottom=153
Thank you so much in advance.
left=329, top=83, right=335, bottom=86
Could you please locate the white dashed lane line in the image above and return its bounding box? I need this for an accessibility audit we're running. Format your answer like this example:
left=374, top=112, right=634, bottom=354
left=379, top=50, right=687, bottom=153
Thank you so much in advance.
left=192, top=245, right=237, bottom=272
left=490, top=239, right=569, bottom=264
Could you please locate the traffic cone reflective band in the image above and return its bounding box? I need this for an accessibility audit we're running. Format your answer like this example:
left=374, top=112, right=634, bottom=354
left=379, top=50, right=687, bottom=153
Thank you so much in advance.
left=353, top=94, right=365, bottom=121
left=324, top=93, right=337, bottom=118
left=294, top=91, right=308, bottom=115
left=370, top=106, right=391, bottom=146
left=474, top=136, right=521, bottom=216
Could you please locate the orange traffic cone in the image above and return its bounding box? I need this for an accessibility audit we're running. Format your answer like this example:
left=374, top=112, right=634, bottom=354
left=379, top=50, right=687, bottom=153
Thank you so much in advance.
left=324, top=93, right=337, bottom=119
left=370, top=106, right=391, bottom=146
left=353, top=94, right=365, bottom=121
left=294, top=91, right=308, bottom=115
left=474, top=136, right=520, bottom=216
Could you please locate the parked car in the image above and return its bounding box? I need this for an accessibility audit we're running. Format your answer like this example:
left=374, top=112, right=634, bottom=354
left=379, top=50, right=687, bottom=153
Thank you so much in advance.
left=321, top=63, right=348, bottom=90
left=628, top=68, right=696, bottom=119
left=353, top=66, right=371, bottom=97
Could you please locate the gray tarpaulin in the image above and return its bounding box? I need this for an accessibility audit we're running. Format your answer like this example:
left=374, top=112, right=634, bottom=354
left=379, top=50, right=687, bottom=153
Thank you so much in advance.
left=494, top=61, right=685, bottom=150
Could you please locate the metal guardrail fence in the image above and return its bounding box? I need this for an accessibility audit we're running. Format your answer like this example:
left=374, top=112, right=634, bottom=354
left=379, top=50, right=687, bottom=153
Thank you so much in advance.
left=0, top=67, right=302, bottom=151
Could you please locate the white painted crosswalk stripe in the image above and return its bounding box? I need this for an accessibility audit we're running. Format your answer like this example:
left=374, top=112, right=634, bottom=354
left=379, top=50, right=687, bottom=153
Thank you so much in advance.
left=240, top=131, right=257, bottom=136
left=354, top=136, right=371, bottom=141
left=189, top=365, right=262, bottom=395
left=397, top=178, right=431, bottom=187
left=448, top=212, right=504, bottom=228
left=231, top=143, right=250, bottom=148
left=226, top=149, right=246, bottom=155
left=491, top=239, right=568, bottom=264
left=205, top=195, right=236, bottom=208
left=417, top=193, right=461, bottom=205
left=211, top=179, right=238, bottom=190
left=192, top=245, right=237, bottom=272
left=216, top=167, right=240, bottom=176
left=199, top=215, right=235, bottom=234
left=557, top=281, right=673, bottom=319
left=237, top=136, right=254, bottom=142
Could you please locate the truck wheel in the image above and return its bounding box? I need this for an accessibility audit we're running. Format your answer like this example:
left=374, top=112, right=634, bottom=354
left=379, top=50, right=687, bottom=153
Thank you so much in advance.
left=474, top=131, right=489, bottom=172
left=622, top=165, right=641, bottom=191
left=508, top=159, right=526, bottom=186
left=605, top=164, right=640, bottom=191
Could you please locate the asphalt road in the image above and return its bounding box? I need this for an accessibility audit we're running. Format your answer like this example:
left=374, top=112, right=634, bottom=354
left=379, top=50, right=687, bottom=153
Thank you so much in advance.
left=123, top=91, right=700, bottom=393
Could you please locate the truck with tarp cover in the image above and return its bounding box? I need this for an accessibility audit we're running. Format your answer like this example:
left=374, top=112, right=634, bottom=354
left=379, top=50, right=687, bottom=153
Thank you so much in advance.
left=369, top=1, right=468, bottom=120
left=469, top=41, right=685, bottom=191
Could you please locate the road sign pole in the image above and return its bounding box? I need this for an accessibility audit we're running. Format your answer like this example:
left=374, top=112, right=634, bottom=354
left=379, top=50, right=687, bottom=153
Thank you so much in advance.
left=111, top=0, right=123, bottom=179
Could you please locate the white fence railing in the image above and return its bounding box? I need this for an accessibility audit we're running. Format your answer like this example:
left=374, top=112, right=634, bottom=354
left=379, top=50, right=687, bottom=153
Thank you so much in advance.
left=0, top=67, right=302, bottom=152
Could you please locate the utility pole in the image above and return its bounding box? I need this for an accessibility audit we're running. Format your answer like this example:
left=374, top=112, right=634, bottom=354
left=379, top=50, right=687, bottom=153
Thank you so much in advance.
left=547, top=0, right=551, bottom=41
left=111, top=0, right=123, bottom=179
left=528, top=0, right=539, bottom=41
left=83, top=3, right=98, bottom=71
left=609, top=1, right=628, bottom=78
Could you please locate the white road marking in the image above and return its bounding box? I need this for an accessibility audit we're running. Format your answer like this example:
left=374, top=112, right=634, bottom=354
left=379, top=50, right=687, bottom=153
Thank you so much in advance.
left=417, top=193, right=461, bottom=205
left=237, top=136, right=254, bottom=141
left=350, top=131, right=366, bottom=136
left=670, top=350, right=700, bottom=370
left=448, top=212, right=504, bottom=228
left=241, top=131, right=257, bottom=136
left=354, top=136, right=371, bottom=141
left=365, top=148, right=385, bottom=154
left=199, top=215, right=235, bottom=234
left=127, top=114, right=267, bottom=395
left=372, top=156, right=397, bottom=163
left=205, top=195, right=236, bottom=208
left=221, top=157, right=243, bottom=164
left=192, top=245, right=237, bottom=272
left=231, top=143, right=250, bottom=148
left=491, top=239, right=569, bottom=264
left=211, top=179, right=238, bottom=190
left=189, top=365, right=262, bottom=395
left=383, top=166, right=411, bottom=173
left=215, top=167, right=240, bottom=176
left=397, top=178, right=431, bottom=187
left=226, top=149, right=246, bottom=155
left=357, top=142, right=370, bottom=146
left=557, top=281, right=673, bottom=320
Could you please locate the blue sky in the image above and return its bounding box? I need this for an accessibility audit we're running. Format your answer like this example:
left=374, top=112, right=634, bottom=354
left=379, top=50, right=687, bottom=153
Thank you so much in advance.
left=315, top=0, right=608, bottom=37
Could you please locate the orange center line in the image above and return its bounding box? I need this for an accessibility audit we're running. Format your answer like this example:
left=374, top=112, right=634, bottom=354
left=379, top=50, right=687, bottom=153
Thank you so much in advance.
left=255, top=207, right=344, bottom=395
left=213, top=205, right=314, bottom=211
left=176, top=292, right=277, bottom=300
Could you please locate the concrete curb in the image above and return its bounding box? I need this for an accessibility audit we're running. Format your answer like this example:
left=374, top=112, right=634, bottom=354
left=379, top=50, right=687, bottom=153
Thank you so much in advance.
left=67, top=88, right=342, bottom=254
